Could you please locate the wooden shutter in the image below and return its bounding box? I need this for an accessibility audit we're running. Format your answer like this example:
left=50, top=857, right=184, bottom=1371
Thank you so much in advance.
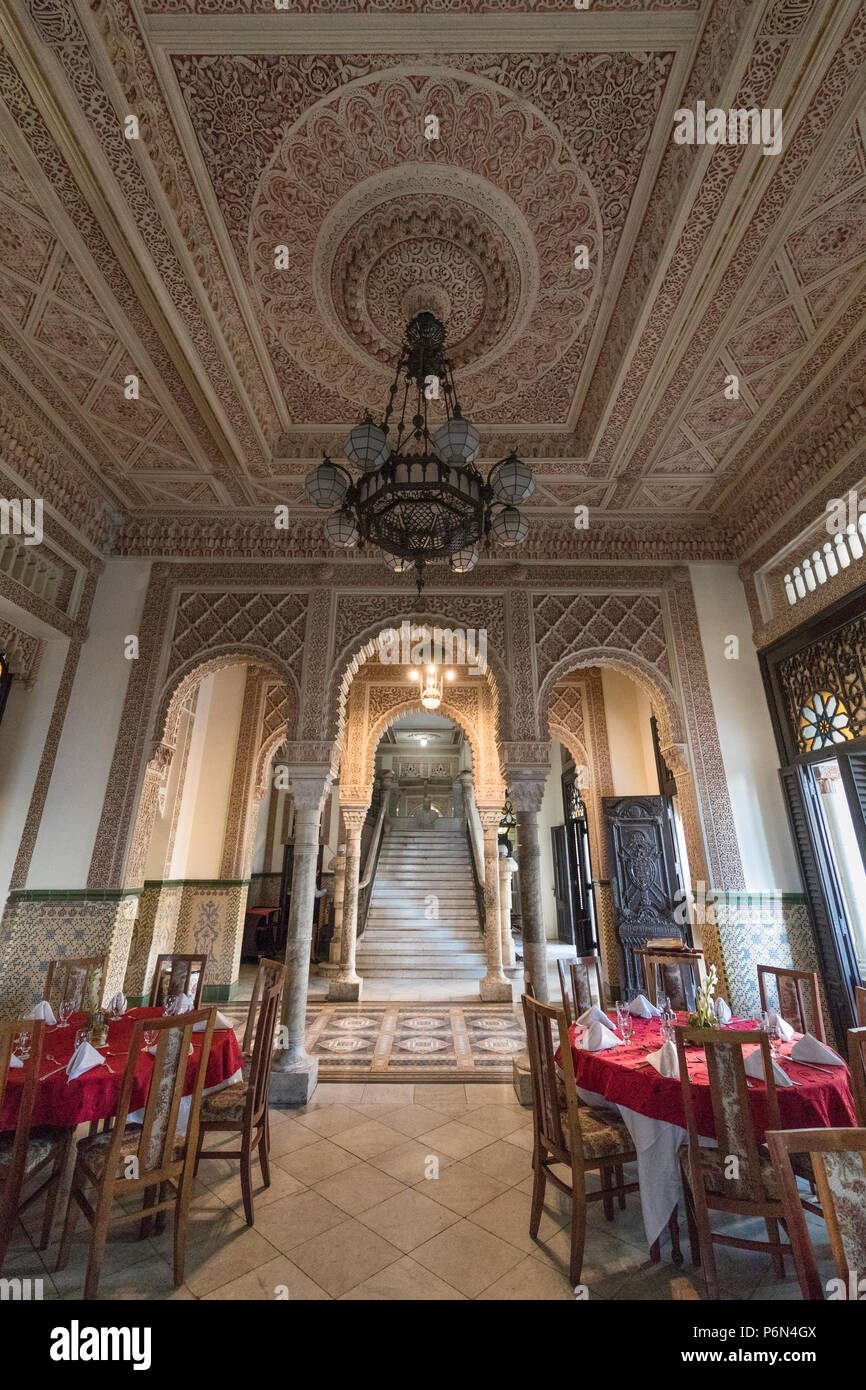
left=778, top=765, right=858, bottom=1037
left=838, top=750, right=866, bottom=867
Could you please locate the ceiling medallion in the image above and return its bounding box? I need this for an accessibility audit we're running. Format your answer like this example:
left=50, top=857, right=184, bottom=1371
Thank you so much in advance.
left=305, top=311, right=535, bottom=593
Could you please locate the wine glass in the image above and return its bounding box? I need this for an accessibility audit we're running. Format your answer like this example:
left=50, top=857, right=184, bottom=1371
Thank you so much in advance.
left=620, top=1011, right=634, bottom=1045
left=143, top=1028, right=158, bottom=1051
left=768, top=1018, right=783, bottom=1058
left=14, top=1030, right=31, bottom=1060
left=58, top=998, right=73, bottom=1028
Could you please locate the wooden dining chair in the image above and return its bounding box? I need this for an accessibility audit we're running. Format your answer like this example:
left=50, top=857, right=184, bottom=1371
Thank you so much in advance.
left=757, top=964, right=826, bottom=1042
left=0, top=1020, right=72, bottom=1268
left=56, top=1007, right=215, bottom=1299
left=639, top=950, right=701, bottom=1012
left=241, top=957, right=285, bottom=1056
left=557, top=955, right=604, bottom=1028
left=675, top=1024, right=800, bottom=1300
left=45, top=956, right=108, bottom=1015
left=194, top=977, right=282, bottom=1225
left=521, top=993, right=639, bottom=1285
left=148, top=952, right=207, bottom=1009
left=848, top=1025, right=866, bottom=1125
left=767, top=1127, right=866, bottom=1301
left=854, top=984, right=866, bottom=1027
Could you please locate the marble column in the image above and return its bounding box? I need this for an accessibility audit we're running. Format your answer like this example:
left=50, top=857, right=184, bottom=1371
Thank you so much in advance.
left=498, top=847, right=520, bottom=977
left=326, top=844, right=347, bottom=967
left=478, top=808, right=512, bottom=1001
left=328, top=806, right=366, bottom=1001
left=270, top=770, right=330, bottom=1107
left=509, top=771, right=550, bottom=1003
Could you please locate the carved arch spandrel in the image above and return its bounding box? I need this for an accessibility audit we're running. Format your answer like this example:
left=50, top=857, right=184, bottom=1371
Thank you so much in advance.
left=538, top=646, right=684, bottom=751
left=155, top=644, right=299, bottom=754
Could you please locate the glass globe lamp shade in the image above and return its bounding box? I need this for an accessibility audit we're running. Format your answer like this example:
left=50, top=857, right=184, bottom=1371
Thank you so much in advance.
left=433, top=415, right=480, bottom=467
left=490, top=453, right=535, bottom=506
left=344, top=417, right=390, bottom=472
left=450, top=546, right=479, bottom=574
left=491, top=506, right=529, bottom=546
left=306, top=459, right=348, bottom=510
left=384, top=553, right=413, bottom=573
left=324, top=508, right=359, bottom=548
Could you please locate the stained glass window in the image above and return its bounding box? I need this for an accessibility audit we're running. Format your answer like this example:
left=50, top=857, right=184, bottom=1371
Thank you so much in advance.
left=799, top=691, right=853, bottom=751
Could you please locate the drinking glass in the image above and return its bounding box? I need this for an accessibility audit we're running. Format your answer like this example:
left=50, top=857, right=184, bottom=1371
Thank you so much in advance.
left=143, top=1029, right=158, bottom=1050
left=620, top=1013, right=634, bottom=1044
left=14, top=1030, right=31, bottom=1060
left=768, top=1020, right=783, bottom=1058
left=58, top=998, right=73, bottom=1028
left=74, top=1028, right=87, bottom=1049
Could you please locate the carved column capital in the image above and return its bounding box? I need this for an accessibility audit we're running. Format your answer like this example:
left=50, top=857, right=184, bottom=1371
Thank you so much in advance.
left=477, top=806, right=503, bottom=834
left=660, top=742, right=690, bottom=777
left=340, top=805, right=369, bottom=834
left=287, top=767, right=332, bottom=813
left=506, top=769, right=549, bottom=814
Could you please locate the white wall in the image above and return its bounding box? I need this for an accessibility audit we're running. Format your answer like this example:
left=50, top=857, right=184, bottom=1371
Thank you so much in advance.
left=689, top=563, right=800, bottom=891
left=28, top=559, right=151, bottom=888
left=537, top=739, right=564, bottom=940
left=601, top=668, right=658, bottom=796
left=0, top=633, right=68, bottom=903
left=171, top=665, right=247, bottom=880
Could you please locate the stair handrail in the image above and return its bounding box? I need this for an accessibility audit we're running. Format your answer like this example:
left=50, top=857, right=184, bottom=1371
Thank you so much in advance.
left=357, top=796, right=388, bottom=936
left=465, top=821, right=487, bottom=935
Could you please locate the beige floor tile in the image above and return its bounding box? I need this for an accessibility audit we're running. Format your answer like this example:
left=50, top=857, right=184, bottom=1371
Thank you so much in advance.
left=274, top=1137, right=359, bottom=1184
left=265, top=1115, right=325, bottom=1157
left=359, top=1186, right=459, bottom=1252
left=413, top=1083, right=472, bottom=1107
left=361, top=1083, right=415, bottom=1105
left=463, top=1084, right=522, bottom=1107
left=290, top=1217, right=402, bottom=1297
left=478, top=1253, right=581, bottom=1300
left=59, top=1254, right=196, bottom=1302
left=314, top=1161, right=407, bottom=1216
left=470, top=1186, right=566, bottom=1255
left=339, top=1254, right=467, bottom=1300
left=202, top=1252, right=331, bottom=1301
left=369, top=1139, right=455, bottom=1184
left=366, top=1102, right=450, bottom=1137
left=198, top=1155, right=306, bottom=1211
left=459, top=1103, right=527, bottom=1138
left=292, top=1103, right=371, bottom=1137
left=465, top=1139, right=533, bottom=1185
left=252, top=1188, right=346, bottom=1253
left=417, top=1120, right=492, bottom=1159
left=153, top=1213, right=278, bottom=1299
left=501, top=1126, right=533, bottom=1152
left=412, top=1219, right=524, bottom=1297
left=334, top=1119, right=412, bottom=1159
left=304, top=1083, right=368, bottom=1106
left=414, top=1160, right=510, bottom=1216
left=532, top=1224, right=654, bottom=1298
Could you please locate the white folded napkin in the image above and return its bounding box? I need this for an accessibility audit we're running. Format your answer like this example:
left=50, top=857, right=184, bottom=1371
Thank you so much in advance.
left=25, top=1000, right=56, bottom=1025
left=8, top=1053, right=23, bottom=1069
left=744, top=1048, right=792, bottom=1087
left=626, top=994, right=661, bottom=1018
left=193, top=1010, right=232, bottom=1032
left=579, top=1020, right=621, bottom=1052
left=647, top=1039, right=679, bottom=1078
left=714, top=997, right=732, bottom=1024
left=164, top=991, right=194, bottom=1016
left=146, top=1042, right=194, bottom=1057
left=107, top=990, right=127, bottom=1016
left=576, top=1004, right=610, bottom=1027
left=66, top=1039, right=105, bottom=1081
left=767, top=1010, right=795, bottom=1041
left=790, top=1032, right=843, bottom=1065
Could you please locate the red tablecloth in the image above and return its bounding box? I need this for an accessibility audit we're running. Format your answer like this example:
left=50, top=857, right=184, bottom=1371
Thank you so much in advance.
left=0, top=1007, right=243, bottom=1130
left=559, top=1012, right=857, bottom=1141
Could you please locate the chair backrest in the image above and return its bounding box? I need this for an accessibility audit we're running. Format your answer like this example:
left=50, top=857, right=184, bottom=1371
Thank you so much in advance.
left=848, top=1025, right=866, bottom=1126
left=104, top=1009, right=215, bottom=1185
left=643, top=952, right=700, bottom=1011
left=45, top=956, right=108, bottom=1015
left=149, top=953, right=207, bottom=1008
left=675, top=1024, right=781, bottom=1204
left=521, top=993, right=582, bottom=1172
left=244, top=975, right=283, bottom=1126
left=242, top=957, right=285, bottom=1054
left=767, top=1127, right=866, bottom=1300
left=855, top=985, right=866, bottom=1027
left=558, top=956, right=604, bottom=1027
left=0, top=1019, right=45, bottom=1236
left=757, top=964, right=825, bottom=1041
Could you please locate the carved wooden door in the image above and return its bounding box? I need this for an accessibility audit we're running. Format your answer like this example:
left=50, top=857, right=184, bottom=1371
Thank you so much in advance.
left=602, top=796, right=685, bottom=996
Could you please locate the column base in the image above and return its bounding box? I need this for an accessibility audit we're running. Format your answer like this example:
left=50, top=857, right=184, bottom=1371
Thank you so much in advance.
left=316, top=961, right=340, bottom=978
left=512, top=1053, right=533, bottom=1106
left=480, top=974, right=514, bottom=1002
left=504, top=964, right=522, bottom=980
left=328, top=974, right=363, bottom=1001
left=269, top=1055, right=318, bottom=1107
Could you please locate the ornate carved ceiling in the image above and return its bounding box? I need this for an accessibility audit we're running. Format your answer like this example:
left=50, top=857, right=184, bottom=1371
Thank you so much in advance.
left=0, top=0, right=864, bottom=564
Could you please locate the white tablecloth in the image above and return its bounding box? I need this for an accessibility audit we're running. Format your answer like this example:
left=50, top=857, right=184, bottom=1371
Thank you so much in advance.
left=128, top=1067, right=243, bottom=1132
left=578, top=1084, right=715, bottom=1247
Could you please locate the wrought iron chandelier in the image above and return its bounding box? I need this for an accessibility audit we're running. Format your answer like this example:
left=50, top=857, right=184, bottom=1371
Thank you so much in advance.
left=305, top=312, right=534, bottom=593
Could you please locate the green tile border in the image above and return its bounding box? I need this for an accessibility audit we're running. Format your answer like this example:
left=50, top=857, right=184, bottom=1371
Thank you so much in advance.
left=142, top=878, right=250, bottom=890
left=7, top=888, right=140, bottom=902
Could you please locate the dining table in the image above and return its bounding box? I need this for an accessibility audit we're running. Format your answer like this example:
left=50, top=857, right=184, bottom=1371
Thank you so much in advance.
left=0, top=1006, right=244, bottom=1132
left=557, top=1010, right=858, bottom=1251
